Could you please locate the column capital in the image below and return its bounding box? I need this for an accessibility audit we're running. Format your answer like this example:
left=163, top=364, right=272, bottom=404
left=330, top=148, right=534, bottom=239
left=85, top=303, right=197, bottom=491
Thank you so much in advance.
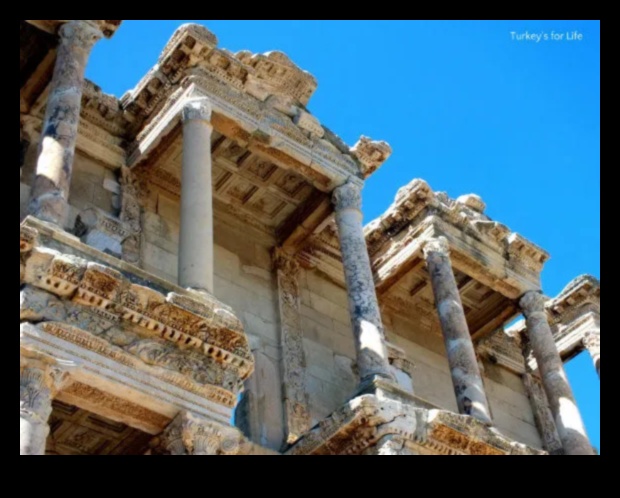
left=332, top=180, right=362, bottom=212
left=159, top=412, right=242, bottom=455
left=519, top=291, right=547, bottom=316
left=182, top=97, right=213, bottom=123
left=273, top=248, right=301, bottom=278
left=20, top=365, right=69, bottom=421
left=58, top=20, right=103, bottom=49
left=583, top=330, right=600, bottom=351
left=422, top=236, right=451, bottom=258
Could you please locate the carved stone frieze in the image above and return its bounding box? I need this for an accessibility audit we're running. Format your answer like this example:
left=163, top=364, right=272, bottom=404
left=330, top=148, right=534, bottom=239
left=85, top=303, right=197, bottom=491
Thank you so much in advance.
left=20, top=220, right=254, bottom=410
left=121, top=23, right=381, bottom=186
left=287, top=395, right=545, bottom=456
left=351, top=136, right=392, bottom=179
left=274, top=249, right=311, bottom=443
left=74, top=207, right=132, bottom=258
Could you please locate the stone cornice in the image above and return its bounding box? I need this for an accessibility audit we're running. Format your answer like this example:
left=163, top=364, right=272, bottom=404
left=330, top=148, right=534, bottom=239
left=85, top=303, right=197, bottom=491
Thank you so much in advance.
left=287, top=395, right=544, bottom=456
left=119, top=23, right=390, bottom=188
left=365, top=179, right=550, bottom=299
left=26, top=20, right=122, bottom=38
left=547, top=275, right=600, bottom=323
left=20, top=217, right=254, bottom=411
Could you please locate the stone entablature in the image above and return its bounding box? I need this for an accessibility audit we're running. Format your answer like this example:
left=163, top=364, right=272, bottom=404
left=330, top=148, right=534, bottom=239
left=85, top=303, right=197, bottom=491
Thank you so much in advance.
left=20, top=217, right=254, bottom=425
left=287, top=394, right=544, bottom=456
left=120, top=24, right=390, bottom=189
left=365, top=179, right=550, bottom=299
left=509, top=275, right=600, bottom=371
left=301, top=179, right=549, bottom=301
left=25, top=20, right=122, bottom=38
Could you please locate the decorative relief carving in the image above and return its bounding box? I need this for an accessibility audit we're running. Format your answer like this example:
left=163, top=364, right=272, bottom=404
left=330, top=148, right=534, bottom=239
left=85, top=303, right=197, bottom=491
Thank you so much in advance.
left=20, top=222, right=254, bottom=408
left=61, top=382, right=170, bottom=431
left=522, top=373, right=563, bottom=454
left=351, top=136, right=392, bottom=178
left=287, top=395, right=544, bottom=456
left=274, top=249, right=311, bottom=443
left=357, top=177, right=550, bottom=302
left=157, top=412, right=248, bottom=455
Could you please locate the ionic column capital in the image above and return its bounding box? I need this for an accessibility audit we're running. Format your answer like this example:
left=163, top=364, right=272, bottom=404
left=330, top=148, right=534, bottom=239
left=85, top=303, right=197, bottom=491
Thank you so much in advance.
left=58, top=20, right=103, bottom=50
left=422, top=236, right=451, bottom=258
left=519, top=291, right=547, bottom=317
left=182, top=97, right=213, bottom=123
left=332, top=180, right=362, bottom=212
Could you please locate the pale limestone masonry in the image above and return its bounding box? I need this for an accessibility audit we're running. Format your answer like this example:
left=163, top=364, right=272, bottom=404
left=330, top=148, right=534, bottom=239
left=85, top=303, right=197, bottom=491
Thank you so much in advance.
left=19, top=20, right=599, bottom=455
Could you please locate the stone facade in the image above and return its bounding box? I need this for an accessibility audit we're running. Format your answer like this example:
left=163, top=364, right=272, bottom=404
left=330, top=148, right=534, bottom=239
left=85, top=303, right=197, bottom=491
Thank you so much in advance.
left=20, top=20, right=599, bottom=455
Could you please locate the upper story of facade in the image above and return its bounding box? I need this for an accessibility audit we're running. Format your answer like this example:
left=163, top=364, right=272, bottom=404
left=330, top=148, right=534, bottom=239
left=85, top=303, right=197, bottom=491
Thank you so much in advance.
left=20, top=20, right=599, bottom=456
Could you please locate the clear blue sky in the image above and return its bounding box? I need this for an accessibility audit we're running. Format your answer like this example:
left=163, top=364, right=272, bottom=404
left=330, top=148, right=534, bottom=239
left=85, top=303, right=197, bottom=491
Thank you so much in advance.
left=87, top=20, right=600, bottom=451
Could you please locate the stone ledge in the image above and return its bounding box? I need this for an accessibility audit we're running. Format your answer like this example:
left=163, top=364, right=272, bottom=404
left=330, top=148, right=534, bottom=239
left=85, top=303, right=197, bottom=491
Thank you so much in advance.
left=20, top=217, right=254, bottom=410
left=287, top=394, right=546, bottom=456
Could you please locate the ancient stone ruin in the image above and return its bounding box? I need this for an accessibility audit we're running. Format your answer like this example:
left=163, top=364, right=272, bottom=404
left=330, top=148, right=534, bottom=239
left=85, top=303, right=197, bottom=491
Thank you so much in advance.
left=20, top=20, right=599, bottom=455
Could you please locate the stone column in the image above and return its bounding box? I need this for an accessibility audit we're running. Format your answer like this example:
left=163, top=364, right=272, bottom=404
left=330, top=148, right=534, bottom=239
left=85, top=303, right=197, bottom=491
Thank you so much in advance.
left=423, top=237, right=493, bottom=425
left=178, top=98, right=214, bottom=294
left=28, top=21, right=103, bottom=227
left=332, top=181, right=393, bottom=382
left=583, top=330, right=600, bottom=378
left=520, top=291, right=594, bottom=455
left=20, top=366, right=63, bottom=456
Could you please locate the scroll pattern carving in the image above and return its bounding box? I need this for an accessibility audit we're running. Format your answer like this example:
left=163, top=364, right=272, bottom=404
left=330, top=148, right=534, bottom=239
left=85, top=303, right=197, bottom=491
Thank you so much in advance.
left=274, top=249, right=311, bottom=443
left=287, top=394, right=544, bottom=456
left=20, top=222, right=254, bottom=408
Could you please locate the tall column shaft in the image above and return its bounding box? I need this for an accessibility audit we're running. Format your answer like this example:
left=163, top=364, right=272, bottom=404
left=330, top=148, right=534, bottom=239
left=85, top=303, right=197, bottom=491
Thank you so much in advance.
left=520, top=292, right=594, bottom=455
left=332, top=182, right=393, bottom=382
left=20, top=367, right=56, bottom=455
left=178, top=99, right=214, bottom=294
left=583, top=330, right=600, bottom=378
left=28, top=21, right=103, bottom=227
left=423, top=237, right=493, bottom=425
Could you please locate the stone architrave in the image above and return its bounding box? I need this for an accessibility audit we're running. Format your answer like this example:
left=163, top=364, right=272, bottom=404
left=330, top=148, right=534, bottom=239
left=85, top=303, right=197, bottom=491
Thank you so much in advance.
left=520, top=291, right=594, bottom=456
left=28, top=21, right=103, bottom=227
left=423, top=237, right=493, bottom=425
left=178, top=98, right=215, bottom=294
left=20, top=365, right=68, bottom=456
left=274, top=249, right=311, bottom=444
left=332, top=181, right=393, bottom=382
left=583, top=331, right=600, bottom=378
